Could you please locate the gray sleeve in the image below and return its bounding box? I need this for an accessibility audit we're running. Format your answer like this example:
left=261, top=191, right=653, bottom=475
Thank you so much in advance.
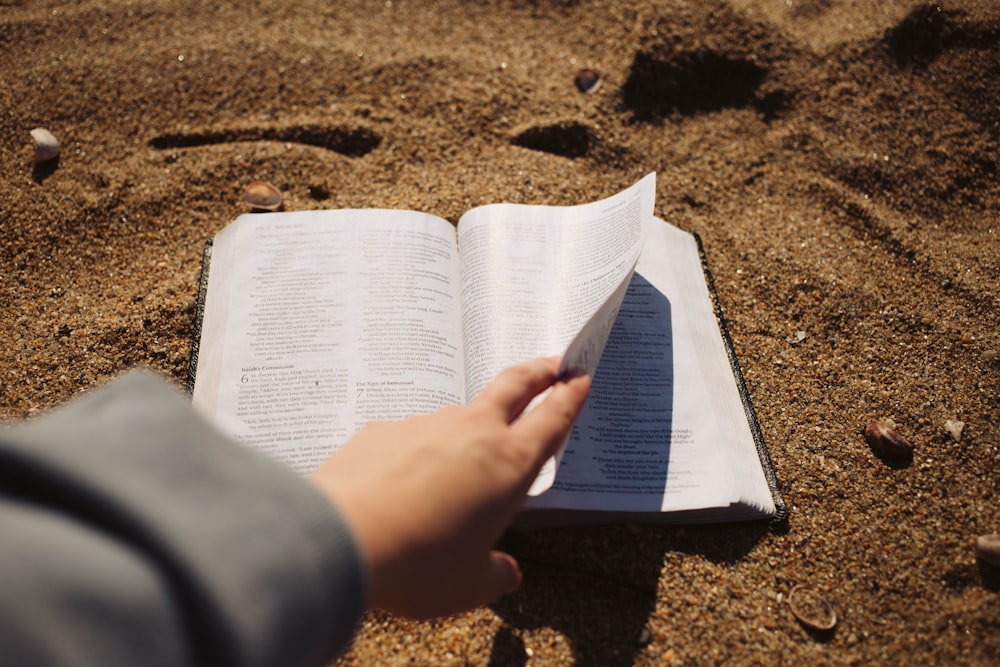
left=0, top=370, right=367, bottom=667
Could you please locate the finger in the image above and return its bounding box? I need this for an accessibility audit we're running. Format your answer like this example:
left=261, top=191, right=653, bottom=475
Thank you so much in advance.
left=510, top=371, right=591, bottom=468
left=466, top=551, right=522, bottom=611
left=489, top=551, right=523, bottom=594
left=471, top=357, right=560, bottom=423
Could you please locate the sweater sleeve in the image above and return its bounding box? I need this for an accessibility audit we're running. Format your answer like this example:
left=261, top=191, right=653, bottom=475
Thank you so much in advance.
left=0, top=370, right=367, bottom=667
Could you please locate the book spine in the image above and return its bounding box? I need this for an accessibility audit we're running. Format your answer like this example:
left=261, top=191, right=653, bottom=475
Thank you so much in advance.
left=691, top=231, right=789, bottom=524
left=185, top=239, right=214, bottom=396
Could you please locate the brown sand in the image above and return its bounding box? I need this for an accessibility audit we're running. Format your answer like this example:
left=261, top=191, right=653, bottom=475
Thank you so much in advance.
left=2, top=0, right=998, bottom=664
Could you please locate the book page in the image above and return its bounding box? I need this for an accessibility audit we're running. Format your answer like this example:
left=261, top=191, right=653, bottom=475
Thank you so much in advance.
left=456, top=174, right=654, bottom=493
left=192, top=210, right=464, bottom=473
left=523, top=217, right=776, bottom=516
left=457, top=174, right=654, bottom=398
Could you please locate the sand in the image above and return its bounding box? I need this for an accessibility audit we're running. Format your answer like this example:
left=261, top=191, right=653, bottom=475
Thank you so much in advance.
left=2, top=0, right=998, bottom=664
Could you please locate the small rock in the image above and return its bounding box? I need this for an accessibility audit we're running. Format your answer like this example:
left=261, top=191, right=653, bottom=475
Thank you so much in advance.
left=574, top=68, right=603, bottom=94
left=637, top=627, right=652, bottom=646
left=976, top=534, right=1000, bottom=567
left=243, top=181, right=283, bottom=211
left=30, top=127, right=60, bottom=164
left=864, top=421, right=914, bottom=461
left=308, top=184, right=330, bottom=201
left=788, top=330, right=807, bottom=344
left=788, top=585, right=837, bottom=631
left=943, top=419, right=964, bottom=443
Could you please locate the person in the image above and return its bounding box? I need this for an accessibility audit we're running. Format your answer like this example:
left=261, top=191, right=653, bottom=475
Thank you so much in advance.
left=0, top=357, right=591, bottom=667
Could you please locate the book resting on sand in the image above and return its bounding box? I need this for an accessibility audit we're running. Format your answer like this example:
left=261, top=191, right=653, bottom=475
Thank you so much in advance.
left=188, top=174, right=786, bottom=526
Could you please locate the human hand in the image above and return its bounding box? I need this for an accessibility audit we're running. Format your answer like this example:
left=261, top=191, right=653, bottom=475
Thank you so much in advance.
left=309, top=357, right=591, bottom=619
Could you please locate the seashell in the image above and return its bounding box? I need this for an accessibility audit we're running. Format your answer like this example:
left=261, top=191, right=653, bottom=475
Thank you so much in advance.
left=944, top=419, right=964, bottom=442
left=30, top=127, right=60, bottom=164
left=788, top=585, right=837, bottom=631
left=243, top=181, right=283, bottom=211
left=976, top=534, right=1000, bottom=567
left=574, top=68, right=603, bottom=94
left=864, top=421, right=914, bottom=461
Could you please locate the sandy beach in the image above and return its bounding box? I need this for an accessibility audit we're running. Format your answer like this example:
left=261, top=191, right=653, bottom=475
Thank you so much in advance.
left=2, top=0, right=998, bottom=664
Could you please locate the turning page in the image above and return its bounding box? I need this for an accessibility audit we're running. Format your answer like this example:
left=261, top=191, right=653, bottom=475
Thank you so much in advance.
left=457, top=174, right=654, bottom=397
left=456, top=174, right=655, bottom=492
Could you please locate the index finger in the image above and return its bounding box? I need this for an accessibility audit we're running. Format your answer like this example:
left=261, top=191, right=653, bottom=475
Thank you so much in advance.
left=510, top=370, right=591, bottom=469
left=470, top=357, right=560, bottom=424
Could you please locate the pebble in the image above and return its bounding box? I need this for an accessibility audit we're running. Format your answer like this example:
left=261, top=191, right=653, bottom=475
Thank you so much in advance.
left=976, top=534, right=1000, bottom=567
left=788, top=585, right=837, bottom=631
left=243, top=181, right=283, bottom=211
left=864, top=421, right=914, bottom=462
left=574, top=68, right=603, bottom=94
left=943, top=419, right=964, bottom=443
left=30, top=127, right=60, bottom=164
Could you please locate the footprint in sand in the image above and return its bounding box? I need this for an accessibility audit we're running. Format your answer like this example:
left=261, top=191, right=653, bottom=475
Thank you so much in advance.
left=148, top=124, right=382, bottom=158
left=509, top=120, right=630, bottom=165
left=510, top=121, right=594, bottom=159
left=621, top=48, right=791, bottom=122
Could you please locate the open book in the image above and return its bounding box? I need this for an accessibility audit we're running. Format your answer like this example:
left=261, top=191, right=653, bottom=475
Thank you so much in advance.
left=189, top=174, right=785, bottom=525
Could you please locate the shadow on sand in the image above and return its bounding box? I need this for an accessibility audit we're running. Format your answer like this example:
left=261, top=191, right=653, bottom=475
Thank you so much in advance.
left=489, top=522, right=773, bottom=666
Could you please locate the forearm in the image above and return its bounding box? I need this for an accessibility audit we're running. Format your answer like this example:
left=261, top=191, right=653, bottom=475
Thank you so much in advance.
left=0, top=371, right=366, bottom=667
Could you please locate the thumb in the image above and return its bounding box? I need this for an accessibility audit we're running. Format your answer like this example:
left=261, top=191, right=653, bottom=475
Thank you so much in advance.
left=483, top=550, right=523, bottom=599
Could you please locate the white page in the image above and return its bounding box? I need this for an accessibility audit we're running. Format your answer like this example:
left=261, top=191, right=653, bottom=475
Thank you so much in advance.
left=192, top=210, right=464, bottom=473
left=457, top=174, right=654, bottom=397
left=524, top=217, right=775, bottom=515
left=457, top=174, right=654, bottom=493
left=656, top=221, right=774, bottom=513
